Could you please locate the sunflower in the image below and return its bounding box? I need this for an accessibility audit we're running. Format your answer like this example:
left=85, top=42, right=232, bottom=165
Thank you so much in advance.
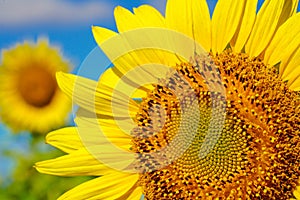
left=0, top=40, right=72, bottom=134
left=36, top=0, right=300, bottom=199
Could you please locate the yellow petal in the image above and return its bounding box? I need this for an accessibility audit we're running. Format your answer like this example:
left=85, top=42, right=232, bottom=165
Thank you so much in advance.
left=98, top=67, right=150, bottom=99
left=230, top=0, right=258, bottom=52
left=264, top=13, right=300, bottom=72
left=58, top=132, right=136, bottom=173
left=35, top=148, right=115, bottom=176
left=114, top=6, right=139, bottom=32
left=115, top=184, right=142, bottom=200
left=94, top=30, right=183, bottom=84
left=56, top=71, right=96, bottom=105
left=133, top=5, right=165, bottom=27
left=99, top=28, right=206, bottom=75
left=75, top=114, right=133, bottom=141
left=245, top=0, right=286, bottom=57
left=114, top=4, right=167, bottom=31
left=46, top=126, right=131, bottom=153
left=56, top=72, right=139, bottom=119
left=96, top=7, right=184, bottom=80
left=113, top=6, right=190, bottom=72
left=46, top=127, right=83, bottom=153
left=58, top=172, right=139, bottom=200
left=287, top=69, right=300, bottom=91
left=96, top=85, right=139, bottom=119
left=126, top=187, right=143, bottom=200
left=92, top=26, right=117, bottom=47
left=36, top=141, right=136, bottom=176
left=277, top=0, right=299, bottom=26
left=165, top=0, right=211, bottom=51
left=294, top=186, right=300, bottom=199
left=98, top=67, right=120, bottom=87
left=282, top=48, right=300, bottom=81
left=74, top=112, right=133, bottom=150
left=212, top=0, right=246, bottom=53
left=91, top=29, right=208, bottom=116
left=56, top=72, right=101, bottom=114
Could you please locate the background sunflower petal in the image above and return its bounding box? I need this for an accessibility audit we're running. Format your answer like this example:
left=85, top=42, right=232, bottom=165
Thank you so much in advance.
left=212, top=0, right=246, bottom=53
left=0, top=41, right=71, bottom=133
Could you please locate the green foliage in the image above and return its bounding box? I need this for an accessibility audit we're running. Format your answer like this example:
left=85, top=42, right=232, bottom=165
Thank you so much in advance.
left=0, top=135, right=92, bottom=200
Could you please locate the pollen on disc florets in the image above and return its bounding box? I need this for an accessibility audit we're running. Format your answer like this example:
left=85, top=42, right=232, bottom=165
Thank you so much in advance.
left=131, top=50, right=300, bottom=199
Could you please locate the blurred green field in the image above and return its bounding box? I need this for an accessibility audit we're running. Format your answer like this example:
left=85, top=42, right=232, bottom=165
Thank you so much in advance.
left=0, top=133, right=91, bottom=200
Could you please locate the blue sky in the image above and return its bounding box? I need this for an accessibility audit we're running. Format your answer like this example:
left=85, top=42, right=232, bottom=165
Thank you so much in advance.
left=2, top=0, right=295, bottom=77
left=1, top=0, right=287, bottom=77
left=0, top=0, right=168, bottom=74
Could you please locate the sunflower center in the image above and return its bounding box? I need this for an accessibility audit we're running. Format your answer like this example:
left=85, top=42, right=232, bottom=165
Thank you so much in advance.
left=17, top=67, right=57, bottom=107
left=131, top=51, right=300, bottom=199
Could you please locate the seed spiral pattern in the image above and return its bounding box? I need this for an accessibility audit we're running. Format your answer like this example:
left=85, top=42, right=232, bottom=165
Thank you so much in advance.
left=131, top=51, right=300, bottom=199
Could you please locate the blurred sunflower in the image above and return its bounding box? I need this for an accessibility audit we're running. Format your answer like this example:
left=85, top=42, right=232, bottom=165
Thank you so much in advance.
left=36, top=0, right=300, bottom=199
left=0, top=40, right=71, bottom=134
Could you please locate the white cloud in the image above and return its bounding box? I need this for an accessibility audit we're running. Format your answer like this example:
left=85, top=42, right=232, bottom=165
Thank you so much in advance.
left=0, top=0, right=113, bottom=27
